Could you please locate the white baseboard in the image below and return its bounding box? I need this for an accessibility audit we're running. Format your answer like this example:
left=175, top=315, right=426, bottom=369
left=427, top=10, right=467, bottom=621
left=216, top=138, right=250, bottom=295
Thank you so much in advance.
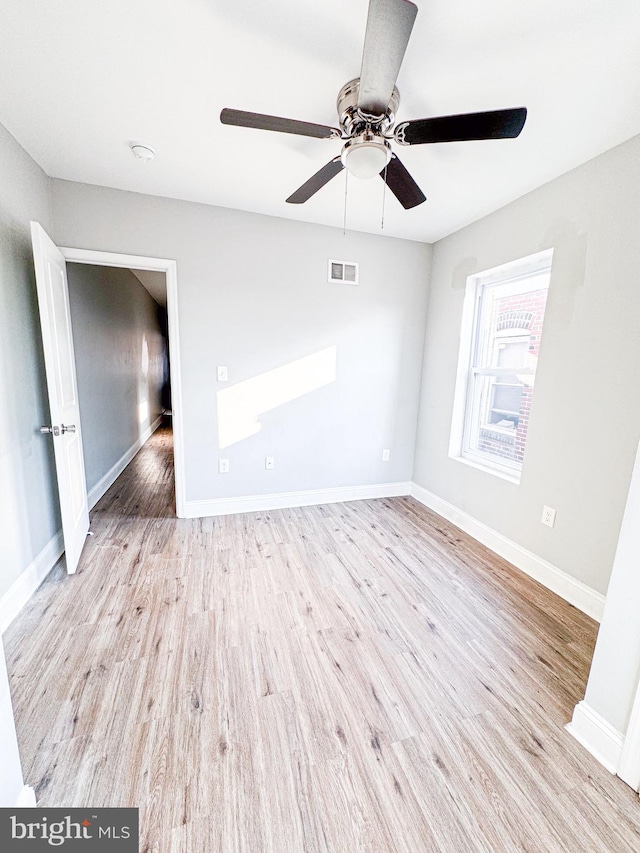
left=409, top=483, right=605, bottom=622
left=184, top=481, right=412, bottom=519
left=15, top=785, right=37, bottom=807
left=0, top=531, right=64, bottom=635
left=566, top=701, right=624, bottom=773
left=87, top=415, right=162, bottom=510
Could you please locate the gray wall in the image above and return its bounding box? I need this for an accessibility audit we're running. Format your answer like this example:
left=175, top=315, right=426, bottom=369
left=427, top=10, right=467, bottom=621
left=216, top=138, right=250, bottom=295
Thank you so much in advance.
left=413, top=133, right=640, bottom=595
left=52, top=183, right=431, bottom=503
left=67, top=264, right=165, bottom=496
left=0, top=124, right=58, bottom=600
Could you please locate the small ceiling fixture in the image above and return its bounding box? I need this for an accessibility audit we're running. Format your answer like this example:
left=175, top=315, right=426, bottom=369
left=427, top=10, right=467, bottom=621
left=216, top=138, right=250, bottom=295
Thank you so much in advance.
left=130, top=143, right=156, bottom=162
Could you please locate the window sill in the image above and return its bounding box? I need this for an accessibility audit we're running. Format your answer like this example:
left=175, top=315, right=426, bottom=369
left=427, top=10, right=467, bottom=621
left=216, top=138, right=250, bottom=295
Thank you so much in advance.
left=450, top=453, right=521, bottom=485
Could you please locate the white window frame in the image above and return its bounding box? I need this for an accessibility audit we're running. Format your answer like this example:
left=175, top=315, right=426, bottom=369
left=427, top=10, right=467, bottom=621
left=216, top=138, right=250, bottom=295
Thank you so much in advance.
left=449, top=248, right=553, bottom=483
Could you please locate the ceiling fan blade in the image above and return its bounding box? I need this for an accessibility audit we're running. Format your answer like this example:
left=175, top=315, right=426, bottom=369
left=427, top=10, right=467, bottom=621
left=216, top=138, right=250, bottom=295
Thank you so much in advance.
left=220, top=108, right=340, bottom=140
left=381, top=154, right=426, bottom=209
left=357, top=0, right=418, bottom=117
left=286, top=157, right=345, bottom=204
left=395, top=107, right=527, bottom=145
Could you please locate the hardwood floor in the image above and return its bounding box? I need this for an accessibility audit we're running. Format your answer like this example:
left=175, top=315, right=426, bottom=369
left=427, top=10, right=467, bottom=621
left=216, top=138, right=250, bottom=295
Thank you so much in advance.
left=5, top=428, right=640, bottom=851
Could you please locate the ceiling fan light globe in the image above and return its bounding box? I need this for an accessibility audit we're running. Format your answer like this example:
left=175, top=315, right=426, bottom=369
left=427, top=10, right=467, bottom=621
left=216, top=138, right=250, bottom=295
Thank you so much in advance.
left=341, top=140, right=391, bottom=179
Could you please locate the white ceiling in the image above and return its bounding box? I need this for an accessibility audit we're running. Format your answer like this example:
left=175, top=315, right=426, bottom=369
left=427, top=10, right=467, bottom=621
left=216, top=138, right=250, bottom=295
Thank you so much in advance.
left=1, top=0, right=639, bottom=243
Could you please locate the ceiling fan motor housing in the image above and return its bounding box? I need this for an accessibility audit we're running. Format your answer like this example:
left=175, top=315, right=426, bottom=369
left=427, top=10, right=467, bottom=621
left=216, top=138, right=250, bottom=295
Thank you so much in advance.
left=337, top=78, right=399, bottom=136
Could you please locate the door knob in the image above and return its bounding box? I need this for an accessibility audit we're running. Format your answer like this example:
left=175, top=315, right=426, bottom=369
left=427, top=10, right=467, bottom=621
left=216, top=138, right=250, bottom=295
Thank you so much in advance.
left=61, top=424, right=76, bottom=434
left=40, top=425, right=60, bottom=436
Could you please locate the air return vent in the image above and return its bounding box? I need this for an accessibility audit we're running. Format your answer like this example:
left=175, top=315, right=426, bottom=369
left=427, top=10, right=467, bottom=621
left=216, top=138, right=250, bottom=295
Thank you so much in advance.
left=328, top=259, right=359, bottom=285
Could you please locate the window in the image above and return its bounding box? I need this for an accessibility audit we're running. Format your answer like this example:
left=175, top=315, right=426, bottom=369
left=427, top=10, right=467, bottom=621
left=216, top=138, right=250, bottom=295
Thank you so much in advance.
left=450, top=249, right=553, bottom=482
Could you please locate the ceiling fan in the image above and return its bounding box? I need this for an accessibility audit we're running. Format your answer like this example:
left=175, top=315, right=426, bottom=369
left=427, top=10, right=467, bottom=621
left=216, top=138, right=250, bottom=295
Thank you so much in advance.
left=220, top=0, right=527, bottom=210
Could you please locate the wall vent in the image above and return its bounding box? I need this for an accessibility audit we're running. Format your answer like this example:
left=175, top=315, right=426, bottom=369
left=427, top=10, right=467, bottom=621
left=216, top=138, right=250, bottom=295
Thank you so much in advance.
left=328, top=259, right=359, bottom=285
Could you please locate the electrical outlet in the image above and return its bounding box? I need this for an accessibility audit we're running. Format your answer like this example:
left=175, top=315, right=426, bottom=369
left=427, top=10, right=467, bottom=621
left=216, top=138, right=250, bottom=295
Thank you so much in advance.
left=265, top=456, right=275, bottom=470
left=217, top=366, right=228, bottom=382
left=219, top=459, right=230, bottom=473
left=541, top=506, right=556, bottom=527
left=382, top=449, right=390, bottom=462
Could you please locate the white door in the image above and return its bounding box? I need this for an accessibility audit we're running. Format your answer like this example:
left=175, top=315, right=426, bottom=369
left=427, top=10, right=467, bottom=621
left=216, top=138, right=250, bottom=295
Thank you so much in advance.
left=31, top=222, right=89, bottom=574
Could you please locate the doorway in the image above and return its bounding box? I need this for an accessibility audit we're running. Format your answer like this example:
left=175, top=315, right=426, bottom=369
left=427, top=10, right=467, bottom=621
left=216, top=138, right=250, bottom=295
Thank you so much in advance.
left=66, top=263, right=170, bottom=512
left=60, top=247, right=186, bottom=518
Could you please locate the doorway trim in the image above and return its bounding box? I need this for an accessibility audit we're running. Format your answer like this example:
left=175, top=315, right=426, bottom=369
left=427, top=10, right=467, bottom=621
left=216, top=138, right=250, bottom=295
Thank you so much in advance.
left=567, top=435, right=640, bottom=794
left=59, top=247, right=186, bottom=518
left=618, top=682, right=640, bottom=791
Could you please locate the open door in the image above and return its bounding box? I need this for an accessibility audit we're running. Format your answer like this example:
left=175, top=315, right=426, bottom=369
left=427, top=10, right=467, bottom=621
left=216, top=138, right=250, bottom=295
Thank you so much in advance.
left=31, top=222, right=89, bottom=574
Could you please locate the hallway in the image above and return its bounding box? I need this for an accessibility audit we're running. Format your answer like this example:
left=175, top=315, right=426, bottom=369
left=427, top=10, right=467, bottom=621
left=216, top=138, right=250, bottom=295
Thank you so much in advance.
left=5, top=428, right=640, bottom=851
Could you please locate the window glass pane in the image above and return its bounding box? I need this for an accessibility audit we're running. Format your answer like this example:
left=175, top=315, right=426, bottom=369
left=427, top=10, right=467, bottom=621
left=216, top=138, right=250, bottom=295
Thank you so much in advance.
left=497, top=340, right=528, bottom=368
left=491, top=381, right=523, bottom=416
left=468, top=375, right=523, bottom=467
left=476, top=281, right=549, bottom=371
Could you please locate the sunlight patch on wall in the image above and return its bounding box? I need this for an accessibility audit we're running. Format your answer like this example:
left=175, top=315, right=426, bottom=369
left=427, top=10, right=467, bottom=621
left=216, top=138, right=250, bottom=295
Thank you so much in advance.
left=138, top=334, right=150, bottom=426
left=141, top=334, right=149, bottom=377
left=138, top=399, right=149, bottom=425
left=217, top=346, right=337, bottom=449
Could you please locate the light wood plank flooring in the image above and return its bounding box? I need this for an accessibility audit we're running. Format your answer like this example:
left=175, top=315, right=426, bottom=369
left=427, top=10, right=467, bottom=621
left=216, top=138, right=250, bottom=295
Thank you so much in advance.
left=5, top=428, right=640, bottom=851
